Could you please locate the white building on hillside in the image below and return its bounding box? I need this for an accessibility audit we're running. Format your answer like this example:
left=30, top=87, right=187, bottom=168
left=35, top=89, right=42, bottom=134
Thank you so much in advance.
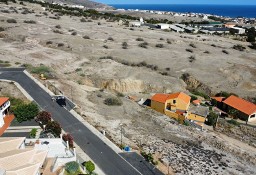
left=0, top=97, right=10, bottom=127
left=156, top=23, right=170, bottom=30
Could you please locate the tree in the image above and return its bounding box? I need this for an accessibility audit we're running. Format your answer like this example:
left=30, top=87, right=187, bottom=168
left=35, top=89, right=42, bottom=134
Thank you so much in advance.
left=229, top=108, right=239, bottom=119
left=84, top=161, right=95, bottom=174
left=35, top=111, right=51, bottom=125
left=205, top=112, right=218, bottom=126
left=65, top=161, right=80, bottom=174
left=13, top=102, right=39, bottom=123
left=46, top=121, right=62, bottom=137
left=247, top=27, right=256, bottom=42
left=62, top=133, right=74, bottom=148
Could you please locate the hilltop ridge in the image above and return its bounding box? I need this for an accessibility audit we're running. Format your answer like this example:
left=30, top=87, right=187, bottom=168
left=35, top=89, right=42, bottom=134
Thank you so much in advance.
left=44, top=0, right=113, bottom=9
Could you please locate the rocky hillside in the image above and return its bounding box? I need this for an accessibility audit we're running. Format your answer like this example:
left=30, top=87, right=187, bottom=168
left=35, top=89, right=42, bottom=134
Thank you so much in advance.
left=44, top=0, right=113, bottom=9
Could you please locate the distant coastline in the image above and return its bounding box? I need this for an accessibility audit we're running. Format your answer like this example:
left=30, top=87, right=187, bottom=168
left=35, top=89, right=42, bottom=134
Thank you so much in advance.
left=109, top=4, right=256, bottom=18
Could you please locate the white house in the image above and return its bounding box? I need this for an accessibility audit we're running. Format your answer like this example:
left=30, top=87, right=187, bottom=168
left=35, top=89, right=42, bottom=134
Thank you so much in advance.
left=230, top=27, right=246, bottom=34
left=0, top=97, right=10, bottom=127
left=156, top=23, right=170, bottom=30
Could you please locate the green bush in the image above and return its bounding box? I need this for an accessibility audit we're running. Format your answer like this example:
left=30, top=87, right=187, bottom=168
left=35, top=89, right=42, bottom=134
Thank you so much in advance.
left=104, top=97, right=122, bottom=106
left=30, top=65, right=51, bottom=75
left=84, top=161, right=95, bottom=174
left=13, top=102, right=39, bottom=123
left=65, top=161, right=80, bottom=175
left=227, top=119, right=240, bottom=126
left=30, top=128, right=37, bottom=138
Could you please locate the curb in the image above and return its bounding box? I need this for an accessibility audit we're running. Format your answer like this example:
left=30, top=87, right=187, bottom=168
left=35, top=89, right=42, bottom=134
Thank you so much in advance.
left=23, top=70, right=55, bottom=96
left=70, top=110, right=122, bottom=154
left=0, top=79, right=34, bottom=101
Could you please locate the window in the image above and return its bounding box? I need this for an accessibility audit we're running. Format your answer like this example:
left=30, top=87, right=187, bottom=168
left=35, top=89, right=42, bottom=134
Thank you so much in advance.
left=173, top=100, right=176, bottom=104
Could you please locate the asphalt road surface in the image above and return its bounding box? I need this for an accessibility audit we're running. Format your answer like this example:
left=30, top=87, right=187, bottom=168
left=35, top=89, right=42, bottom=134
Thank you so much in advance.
left=0, top=68, right=141, bottom=175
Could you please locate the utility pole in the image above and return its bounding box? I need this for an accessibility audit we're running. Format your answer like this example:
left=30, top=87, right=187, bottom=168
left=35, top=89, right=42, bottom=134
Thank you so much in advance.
left=120, top=124, right=123, bottom=148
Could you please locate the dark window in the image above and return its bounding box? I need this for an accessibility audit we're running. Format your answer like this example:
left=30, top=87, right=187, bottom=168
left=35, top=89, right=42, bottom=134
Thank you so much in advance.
left=173, top=100, right=176, bottom=104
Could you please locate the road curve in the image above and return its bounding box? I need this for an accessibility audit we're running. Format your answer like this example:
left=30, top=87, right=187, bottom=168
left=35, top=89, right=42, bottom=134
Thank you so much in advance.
left=0, top=68, right=141, bottom=175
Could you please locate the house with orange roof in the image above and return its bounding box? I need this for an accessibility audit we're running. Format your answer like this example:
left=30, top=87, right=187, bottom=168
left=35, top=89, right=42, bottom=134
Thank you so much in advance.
left=223, top=95, right=256, bottom=122
left=211, top=96, right=225, bottom=109
left=151, top=92, right=191, bottom=113
left=0, top=97, right=11, bottom=128
left=151, top=92, right=191, bottom=121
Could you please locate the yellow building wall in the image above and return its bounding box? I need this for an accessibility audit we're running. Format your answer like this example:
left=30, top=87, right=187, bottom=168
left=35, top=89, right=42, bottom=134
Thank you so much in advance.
left=151, top=101, right=166, bottom=114
left=165, top=110, right=185, bottom=123
left=187, top=113, right=206, bottom=123
left=166, top=98, right=190, bottom=111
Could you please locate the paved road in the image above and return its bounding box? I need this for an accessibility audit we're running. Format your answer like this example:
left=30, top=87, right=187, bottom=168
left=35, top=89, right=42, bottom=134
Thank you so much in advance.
left=0, top=68, right=141, bottom=175
left=120, top=152, right=164, bottom=175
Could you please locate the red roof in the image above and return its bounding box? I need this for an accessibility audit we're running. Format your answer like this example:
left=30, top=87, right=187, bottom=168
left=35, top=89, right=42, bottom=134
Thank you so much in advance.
left=151, top=94, right=170, bottom=103
left=193, top=100, right=201, bottom=105
left=0, top=97, right=9, bottom=106
left=151, top=92, right=191, bottom=104
left=211, top=97, right=225, bottom=102
left=223, top=95, right=256, bottom=115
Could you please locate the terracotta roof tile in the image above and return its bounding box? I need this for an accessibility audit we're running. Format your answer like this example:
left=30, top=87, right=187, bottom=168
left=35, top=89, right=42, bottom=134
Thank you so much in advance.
left=151, top=94, right=170, bottom=103
left=211, top=97, right=225, bottom=102
left=223, top=95, right=256, bottom=115
left=151, top=92, right=191, bottom=104
left=0, top=97, right=9, bottom=106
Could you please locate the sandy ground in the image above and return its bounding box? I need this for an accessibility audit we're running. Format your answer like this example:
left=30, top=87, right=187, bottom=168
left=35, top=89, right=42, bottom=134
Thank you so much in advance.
left=0, top=81, right=28, bottom=101
left=0, top=2, right=256, bottom=174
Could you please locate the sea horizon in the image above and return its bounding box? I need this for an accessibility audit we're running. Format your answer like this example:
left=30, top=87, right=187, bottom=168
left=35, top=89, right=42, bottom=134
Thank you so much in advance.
left=109, top=4, right=256, bottom=18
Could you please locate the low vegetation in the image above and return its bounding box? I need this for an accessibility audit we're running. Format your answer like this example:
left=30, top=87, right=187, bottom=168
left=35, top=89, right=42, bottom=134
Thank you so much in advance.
left=155, top=44, right=164, bottom=48
left=222, top=50, right=229, bottom=54
left=233, top=44, right=246, bottom=51
left=83, top=161, right=95, bottom=174
left=30, top=128, right=37, bottom=138
left=83, top=35, right=90, bottom=39
left=186, top=48, right=193, bottom=53
left=65, top=161, right=81, bottom=175
left=122, top=42, right=128, bottom=49
left=189, top=43, right=197, bottom=48
left=13, top=102, right=39, bottom=123
left=227, top=119, right=240, bottom=126
left=136, top=37, right=144, bottom=41
left=24, top=20, right=36, bottom=24
left=138, top=42, right=148, bottom=48
left=6, top=19, right=17, bottom=23
left=104, top=97, right=123, bottom=106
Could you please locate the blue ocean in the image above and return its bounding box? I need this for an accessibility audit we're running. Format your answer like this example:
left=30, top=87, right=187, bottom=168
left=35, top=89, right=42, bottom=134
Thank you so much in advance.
left=110, top=4, right=256, bottom=18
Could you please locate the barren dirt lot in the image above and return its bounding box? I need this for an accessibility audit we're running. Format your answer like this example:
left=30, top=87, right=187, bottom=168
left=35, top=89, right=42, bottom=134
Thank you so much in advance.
left=0, top=2, right=256, bottom=175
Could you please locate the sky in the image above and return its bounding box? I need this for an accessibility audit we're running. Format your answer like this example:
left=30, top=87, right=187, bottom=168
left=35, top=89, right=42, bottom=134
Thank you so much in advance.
left=94, top=0, right=256, bottom=5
